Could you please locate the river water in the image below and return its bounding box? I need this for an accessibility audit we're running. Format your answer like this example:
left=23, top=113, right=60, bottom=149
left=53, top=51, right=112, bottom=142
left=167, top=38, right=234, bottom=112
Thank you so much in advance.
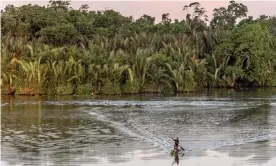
left=1, top=89, right=276, bottom=166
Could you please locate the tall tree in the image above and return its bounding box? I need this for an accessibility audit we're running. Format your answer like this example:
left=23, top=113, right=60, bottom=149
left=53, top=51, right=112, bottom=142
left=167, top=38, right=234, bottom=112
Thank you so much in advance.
left=183, top=2, right=208, bottom=31
left=79, top=4, right=89, bottom=12
left=210, top=0, right=248, bottom=29
left=48, top=0, right=71, bottom=12
left=161, top=13, right=171, bottom=24
left=136, top=14, right=155, bottom=24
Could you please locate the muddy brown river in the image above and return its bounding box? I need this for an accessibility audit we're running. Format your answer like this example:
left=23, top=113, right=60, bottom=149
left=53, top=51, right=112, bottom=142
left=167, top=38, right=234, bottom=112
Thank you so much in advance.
left=1, top=89, right=276, bottom=166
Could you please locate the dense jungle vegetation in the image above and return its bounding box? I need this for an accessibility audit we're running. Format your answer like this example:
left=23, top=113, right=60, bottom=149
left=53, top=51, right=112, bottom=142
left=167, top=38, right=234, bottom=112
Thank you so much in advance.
left=1, top=0, right=276, bottom=95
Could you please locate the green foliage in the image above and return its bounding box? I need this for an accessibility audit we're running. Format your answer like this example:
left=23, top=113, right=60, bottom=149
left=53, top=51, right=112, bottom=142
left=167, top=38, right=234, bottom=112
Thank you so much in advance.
left=56, top=84, right=74, bottom=95
left=211, top=0, right=248, bottom=29
left=161, top=84, right=174, bottom=96
left=183, top=70, right=196, bottom=91
left=1, top=0, right=276, bottom=96
left=214, top=22, right=276, bottom=86
left=1, top=85, right=11, bottom=95
left=266, top=73, right=276, bottom=87
left=38, top=23, right=78, bottom=45
left=101, top=78, right=121, bottom=95
left=121, top=80, right=140, bottom=94
left=75, top=83, right=94, bottom=95
left=121, top=68, right=140, bottom=94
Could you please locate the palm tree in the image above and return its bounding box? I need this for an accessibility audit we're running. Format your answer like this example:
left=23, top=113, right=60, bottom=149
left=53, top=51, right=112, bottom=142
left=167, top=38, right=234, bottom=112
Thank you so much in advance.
left=100, top=63, right=129, bottom=94
left=188, top=55, right=207, bottom=87
left=132, top=48, right=154, bottom=91
left=165, top=63, right=195, bottom=93
left=16, top=56, right=48, bottom=94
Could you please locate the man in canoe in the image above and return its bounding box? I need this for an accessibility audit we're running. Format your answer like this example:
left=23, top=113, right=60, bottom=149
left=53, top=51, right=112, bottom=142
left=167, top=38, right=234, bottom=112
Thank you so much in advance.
left=171, top=148, right=179, bottom=165
left=171, top=137, right=185, bottom=165
left=172, top=137, right=179, bottom=149
left=172, top=137, right=185, bottom=151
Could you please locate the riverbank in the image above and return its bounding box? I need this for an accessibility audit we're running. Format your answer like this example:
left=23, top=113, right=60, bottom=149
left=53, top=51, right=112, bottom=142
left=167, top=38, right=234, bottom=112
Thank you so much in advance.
left=1, top=86, right=276, bottom=96
left=2, top=1, right=276, bottom=101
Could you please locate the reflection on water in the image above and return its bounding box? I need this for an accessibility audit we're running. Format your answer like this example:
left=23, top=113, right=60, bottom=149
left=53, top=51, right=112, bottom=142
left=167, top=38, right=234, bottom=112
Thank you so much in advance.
left=1, top=88, right=276, bottom=166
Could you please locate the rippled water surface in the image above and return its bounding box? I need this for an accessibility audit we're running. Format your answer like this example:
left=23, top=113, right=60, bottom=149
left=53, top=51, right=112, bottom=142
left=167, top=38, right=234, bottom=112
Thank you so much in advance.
left=1, top=89, right=276, bottom=166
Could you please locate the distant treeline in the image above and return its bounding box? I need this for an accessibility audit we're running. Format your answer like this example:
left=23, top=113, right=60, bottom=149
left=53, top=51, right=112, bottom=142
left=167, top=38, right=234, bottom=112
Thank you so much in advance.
left=1, top=0, right=276, bottom=95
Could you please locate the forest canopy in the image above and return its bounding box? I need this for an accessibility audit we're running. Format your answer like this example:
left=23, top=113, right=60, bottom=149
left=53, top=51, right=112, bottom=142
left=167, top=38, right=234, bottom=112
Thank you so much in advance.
left=1, top=0, right=276, bottom=95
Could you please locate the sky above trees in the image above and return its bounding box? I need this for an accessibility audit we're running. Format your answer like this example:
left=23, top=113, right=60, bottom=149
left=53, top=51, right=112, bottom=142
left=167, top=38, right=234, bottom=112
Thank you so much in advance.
left=1, top=0, right=275, bottom=23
